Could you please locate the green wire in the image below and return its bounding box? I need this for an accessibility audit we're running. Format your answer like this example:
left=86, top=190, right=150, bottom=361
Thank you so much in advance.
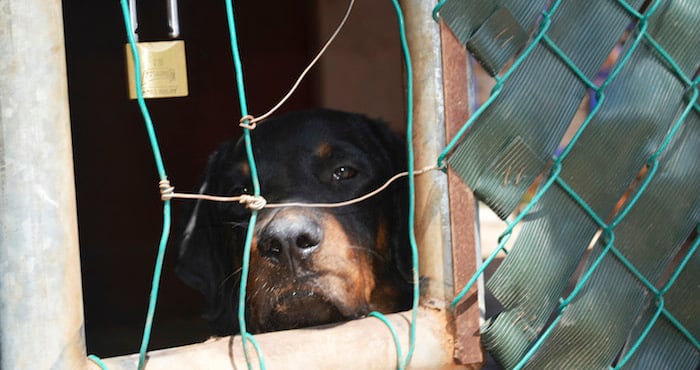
left=223, top=1, right=266, bottom=369
left=227, top=1, right=421, bottom=369
left=114, top=1, right=423, bottom=369
left=330, top=2, right=419, bottom=369
left=87, top=354, right=109, bottom=370
left=390, top=0, right=419, bottom=368
left=435, top=1, right=699, bottom=368
left=119, top=4, right=167, bottom=179
left=118, top=1, right=173, bottom=370
left=368, top=312, right=405, bottom=370
left=436, top=1, right=560, bottom=167
left=432, top=0, right=447, bottom=22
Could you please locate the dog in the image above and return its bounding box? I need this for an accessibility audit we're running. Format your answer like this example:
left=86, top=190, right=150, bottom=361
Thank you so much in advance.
left=175, top=109, right=412, bottom=335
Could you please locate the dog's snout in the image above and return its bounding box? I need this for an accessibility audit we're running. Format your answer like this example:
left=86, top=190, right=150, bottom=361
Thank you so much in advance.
left=258, top=215, right=322, bottom=273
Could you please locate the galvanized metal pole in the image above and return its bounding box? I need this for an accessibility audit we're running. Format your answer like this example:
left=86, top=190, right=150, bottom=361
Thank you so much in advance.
left=0, top=1, right=87, bottom=369
left=402, top=0, right=454, bottom=307
left=403, top=0, right=483, bottom=367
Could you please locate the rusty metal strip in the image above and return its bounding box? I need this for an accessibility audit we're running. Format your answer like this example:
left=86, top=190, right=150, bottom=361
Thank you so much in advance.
left=440, top=19, right=483, bottom=368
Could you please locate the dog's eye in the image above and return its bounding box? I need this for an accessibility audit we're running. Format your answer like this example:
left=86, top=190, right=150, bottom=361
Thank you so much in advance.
left=332, top=166, right=357, bottom=181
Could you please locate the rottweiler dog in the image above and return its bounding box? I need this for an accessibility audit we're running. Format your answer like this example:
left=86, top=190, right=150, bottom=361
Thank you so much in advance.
left=176, top=109, right=412, bottom=335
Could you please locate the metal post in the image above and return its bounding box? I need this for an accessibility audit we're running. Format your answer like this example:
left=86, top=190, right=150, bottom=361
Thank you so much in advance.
left=440, top=20, right=484, bottom=368
left=402, top=0, right=454, bottom=306
left=0, top=1, right=87, bottom=369
left=403, top=0, right=483, bottom=366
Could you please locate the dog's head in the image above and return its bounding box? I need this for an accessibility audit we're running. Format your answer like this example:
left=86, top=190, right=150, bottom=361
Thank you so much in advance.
left=176, top=109, right=411, bottom=335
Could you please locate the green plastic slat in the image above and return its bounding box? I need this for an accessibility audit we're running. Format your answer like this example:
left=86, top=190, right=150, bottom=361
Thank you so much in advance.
left=481, top=187, right=600, bottom=368
left=473, top=137, right=546, bottom=218
left=620, top=245, right=700, bottom=369
left=555, top=0, right=700, bottom=216
left=472, top=1, right=700, bottom=368
left=467, top=6, right=528, bottom=75
left=440, top=0, right=496, bottom=45
left=440, top=0, right=549, bottom=75
left=507, top=2, right=700, bottom=367
left=523, top=113, right=700, bottom=368
left=448, top=0, right=644, bottom=219
left=497, top=0, right=551, bottom=35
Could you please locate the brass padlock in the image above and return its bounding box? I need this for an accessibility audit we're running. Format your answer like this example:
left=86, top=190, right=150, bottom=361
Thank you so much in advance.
left=125, top=0, right=188, bottom=99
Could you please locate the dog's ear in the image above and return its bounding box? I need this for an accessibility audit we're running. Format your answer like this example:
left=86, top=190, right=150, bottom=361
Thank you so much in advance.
left=364, top=118, right=412, bottom=284
left=364, top=117, right=406, bottom=173
left=175, top=142, right=239, bottom=335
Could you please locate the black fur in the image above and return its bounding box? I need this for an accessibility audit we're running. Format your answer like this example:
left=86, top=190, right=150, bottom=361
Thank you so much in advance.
left=175, top=109, right=411, bottom=335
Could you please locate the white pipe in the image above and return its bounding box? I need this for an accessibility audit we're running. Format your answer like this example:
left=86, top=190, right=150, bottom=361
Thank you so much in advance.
left=90, top=309, right=464, bottom=370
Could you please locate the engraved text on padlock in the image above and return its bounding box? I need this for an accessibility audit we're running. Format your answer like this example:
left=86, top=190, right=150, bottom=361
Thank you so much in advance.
left=126, top=40, right=188, bottom=99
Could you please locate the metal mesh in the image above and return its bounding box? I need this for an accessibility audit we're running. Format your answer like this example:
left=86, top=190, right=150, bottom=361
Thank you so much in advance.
left=439, top=0, right=700, bottom=368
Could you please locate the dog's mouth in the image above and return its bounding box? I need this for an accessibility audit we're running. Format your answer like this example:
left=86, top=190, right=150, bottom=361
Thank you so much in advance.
left=244, top=208, right=377, bottom=333
left=248, top=287, right=367, bottom=333
left=265, top=290, right=345, bottom=331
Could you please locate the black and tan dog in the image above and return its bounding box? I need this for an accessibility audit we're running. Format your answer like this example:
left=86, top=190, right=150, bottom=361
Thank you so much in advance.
left=176, top=109, right=412, bottom=335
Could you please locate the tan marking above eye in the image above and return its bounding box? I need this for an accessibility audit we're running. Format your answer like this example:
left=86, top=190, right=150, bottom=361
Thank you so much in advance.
left=239, top=162, right=250, bottom=177
left=375, top=215, right=389, bottom=259
left=316, top=142, right=333, bottom=159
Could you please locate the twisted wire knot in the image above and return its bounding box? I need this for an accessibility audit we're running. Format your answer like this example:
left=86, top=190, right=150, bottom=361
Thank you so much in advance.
left=239, top=115, right=257, bottom=130
left=239, top=194, right=267, bottom=210
left=159, top=179, right=175, bottom=201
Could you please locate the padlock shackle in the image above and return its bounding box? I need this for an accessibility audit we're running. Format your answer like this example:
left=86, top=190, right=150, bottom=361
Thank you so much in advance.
left=168, top=0, right=180, bottom=38
left=128, top=0, right=180, bottom=41
left=129, top=0, right=138, bottom=41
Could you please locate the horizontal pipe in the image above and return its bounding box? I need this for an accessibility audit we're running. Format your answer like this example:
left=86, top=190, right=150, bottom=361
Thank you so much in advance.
left=91, top=308, right=465, bottom=369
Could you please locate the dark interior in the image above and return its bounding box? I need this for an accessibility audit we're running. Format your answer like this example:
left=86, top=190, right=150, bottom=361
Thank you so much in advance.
left=62, top=0, right=402, bottom=357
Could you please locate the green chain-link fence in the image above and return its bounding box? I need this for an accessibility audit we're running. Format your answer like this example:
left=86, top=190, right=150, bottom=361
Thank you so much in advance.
left=437, top=0, right=699, bottom=369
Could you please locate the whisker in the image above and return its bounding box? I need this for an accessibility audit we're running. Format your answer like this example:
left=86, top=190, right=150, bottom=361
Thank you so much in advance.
left=348, top=245, right=386, bottom=263
left=222, top=220, right=249, bottom=228
left=218, top=267, right=243, bottom=291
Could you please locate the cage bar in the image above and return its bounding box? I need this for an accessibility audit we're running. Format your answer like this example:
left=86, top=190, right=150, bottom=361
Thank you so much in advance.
left=92, top=0, right=481, bottom=368
left=0, top=0, right=482, bottom=368
left=0, top=0, right=87, bottom=369
left=92, top=309, right=462, bottom=369
left=440, top=18, right=483, bottom=368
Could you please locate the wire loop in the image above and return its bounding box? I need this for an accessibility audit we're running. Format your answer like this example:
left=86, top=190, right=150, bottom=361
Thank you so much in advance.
left=239, top=194, right=267, bottom=210
left=239, top=115, right=257, bottom=130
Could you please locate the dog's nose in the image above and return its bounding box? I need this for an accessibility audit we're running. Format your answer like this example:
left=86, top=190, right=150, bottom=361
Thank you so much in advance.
left=258, top=215, right=322, bottom=274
